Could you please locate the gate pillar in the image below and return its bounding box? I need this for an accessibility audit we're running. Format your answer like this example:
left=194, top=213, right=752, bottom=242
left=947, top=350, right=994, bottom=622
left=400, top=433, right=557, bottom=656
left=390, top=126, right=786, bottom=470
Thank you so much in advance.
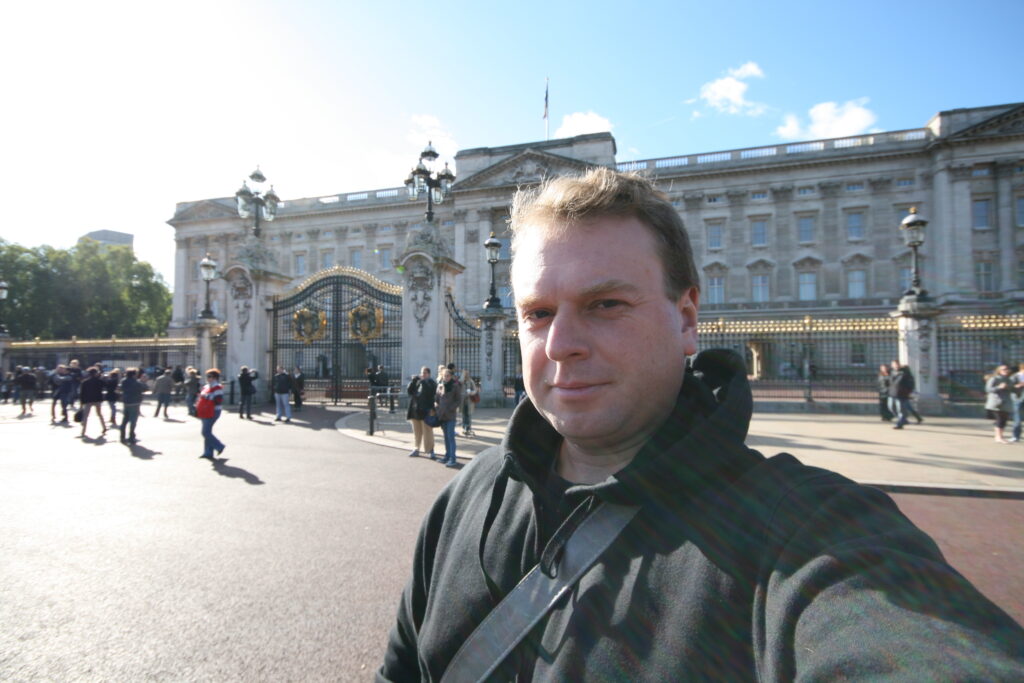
left=196, top=316, right=218, bottom=372
left=478, top=309, right=507, bottom=407
left=891, top=297, right=942, bottom=414
left=398, top=224, right=464, bottom=380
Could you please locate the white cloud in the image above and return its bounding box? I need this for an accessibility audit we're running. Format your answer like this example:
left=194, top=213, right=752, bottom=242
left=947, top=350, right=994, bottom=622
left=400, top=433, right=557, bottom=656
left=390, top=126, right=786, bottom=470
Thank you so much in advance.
left=775, top=98, right=879, bottom=140
left=698, top=62, right=766, bottom=116
left=554, top=111, right=614, bottom=138
left=690, top=110, right=703, bottom=120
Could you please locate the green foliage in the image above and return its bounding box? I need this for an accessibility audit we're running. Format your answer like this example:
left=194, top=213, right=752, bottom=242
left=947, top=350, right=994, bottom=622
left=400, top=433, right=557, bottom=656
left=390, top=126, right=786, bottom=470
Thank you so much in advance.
left=0, top=238, right=172, bottom=339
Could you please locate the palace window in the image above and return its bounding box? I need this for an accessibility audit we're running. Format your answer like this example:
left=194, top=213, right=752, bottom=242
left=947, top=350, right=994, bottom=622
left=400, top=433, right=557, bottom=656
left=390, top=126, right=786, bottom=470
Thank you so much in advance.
left=350, top=248, right=362, bottom=270
left=321, top=249, right=334, bottom=269
left=706, top=221, right=723, bottom=250
left=797, top=186, right=815, bottom=196
left=294, top=253, right=306, bottom=276
left=846, top=182, right=864, bottom=192
left=751, top=218, right=768, bottom=247
left=191, top=260, right=199, bottom=281
left=751, top=190, right=768, bottom=200
left=752, top=274, right=770, bottom=302
left=797, top=215, right=815, bottom=243
left=847, top=269, right=867, bottom=298
left=846, top=211, right=865, bottom=241
left=706, top=276, right=725, bottom=304
left=707, top=195, right=722, bottom=204
left=798, top=272, right=817, bottom=301
left=898, top=266, right=913, bottom=293
left=972, top=165, right=991, bottom=177
left=975, top=261, right=995, bottom=292
left=377, top=246, right=392, bottom=271
left=896, top=177, right=914, bottom=187
left=973, top=199, right=992, bottom=229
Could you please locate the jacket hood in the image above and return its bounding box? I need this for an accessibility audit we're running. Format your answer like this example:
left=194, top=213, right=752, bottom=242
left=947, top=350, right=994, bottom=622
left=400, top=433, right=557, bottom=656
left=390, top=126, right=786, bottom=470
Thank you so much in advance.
left=500, top=348, right=760, bottom=508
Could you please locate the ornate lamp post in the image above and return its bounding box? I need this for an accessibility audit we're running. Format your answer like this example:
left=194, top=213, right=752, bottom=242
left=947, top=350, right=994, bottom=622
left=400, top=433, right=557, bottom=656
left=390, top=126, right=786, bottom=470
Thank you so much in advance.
left=199, top=253, right=218, bottom=319
left=899, top=207, right=928, bottom=299
left=404, top=141, right=455, bottom=224
left=235, top=167, right=280, bottom=238
left=483, top=233, right=503, bottom=310
left=0, top=280, right=8, bottom=335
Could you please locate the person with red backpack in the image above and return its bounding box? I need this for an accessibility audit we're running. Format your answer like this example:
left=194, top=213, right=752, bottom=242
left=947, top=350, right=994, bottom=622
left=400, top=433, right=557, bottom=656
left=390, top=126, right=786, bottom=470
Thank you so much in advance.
left=195, top=368, right=225, bottom=461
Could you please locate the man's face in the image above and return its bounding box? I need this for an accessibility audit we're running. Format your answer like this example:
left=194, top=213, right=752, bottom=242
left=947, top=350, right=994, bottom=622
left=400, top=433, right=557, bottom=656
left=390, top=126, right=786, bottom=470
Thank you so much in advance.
left=421, top=369, right=431, bottom=380
left=512, top=215, right=699, bottom=453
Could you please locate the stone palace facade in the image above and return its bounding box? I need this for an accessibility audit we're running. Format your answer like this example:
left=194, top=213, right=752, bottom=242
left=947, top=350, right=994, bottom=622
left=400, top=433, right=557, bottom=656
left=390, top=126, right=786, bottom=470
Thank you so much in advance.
left=167, top=102, right=1024, bottom=383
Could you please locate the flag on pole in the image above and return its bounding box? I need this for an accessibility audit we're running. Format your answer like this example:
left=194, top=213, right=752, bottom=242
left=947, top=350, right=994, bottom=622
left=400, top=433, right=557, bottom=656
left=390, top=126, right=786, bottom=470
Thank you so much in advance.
left=543, top=78, right=549, bottom=120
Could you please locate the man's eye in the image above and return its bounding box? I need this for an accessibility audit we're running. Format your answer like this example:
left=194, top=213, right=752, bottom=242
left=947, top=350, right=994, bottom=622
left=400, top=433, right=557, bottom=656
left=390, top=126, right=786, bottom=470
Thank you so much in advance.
left=524, top=309, right=552, bottom=321
left=593, top=299, right=624, bottom=310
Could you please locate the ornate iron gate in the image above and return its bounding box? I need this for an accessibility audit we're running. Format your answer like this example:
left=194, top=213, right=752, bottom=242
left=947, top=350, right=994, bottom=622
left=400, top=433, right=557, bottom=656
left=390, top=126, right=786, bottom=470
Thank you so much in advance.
left=444, top=292, right=481, bottom=379
left=271, top=268, right=402, bottom=404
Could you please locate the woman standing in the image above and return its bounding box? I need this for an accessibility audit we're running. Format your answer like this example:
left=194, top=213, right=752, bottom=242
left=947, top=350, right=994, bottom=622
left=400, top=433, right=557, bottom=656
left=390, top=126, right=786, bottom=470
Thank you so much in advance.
left=196, top=368, right=225, bottom=460
left=459, top=369, right=478, bottom=436
left=406, top=366, right=437, bottom=460
left=184, top=367, right=200, bottom=417
left=435, top=367, right=463, bottom=468
left=985, top=363, right=1014, bottom=444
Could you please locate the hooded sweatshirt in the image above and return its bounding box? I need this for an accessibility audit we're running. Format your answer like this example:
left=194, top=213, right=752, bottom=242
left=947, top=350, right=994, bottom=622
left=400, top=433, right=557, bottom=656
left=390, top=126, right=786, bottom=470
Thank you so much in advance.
left=379, top=350, right=1024, bottom=681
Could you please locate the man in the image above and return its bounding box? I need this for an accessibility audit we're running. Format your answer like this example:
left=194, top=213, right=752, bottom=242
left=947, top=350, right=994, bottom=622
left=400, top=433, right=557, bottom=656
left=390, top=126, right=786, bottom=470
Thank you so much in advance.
left=119, top=367, right=146, bottom=443
left=50, top=364, right=74, bottom=423
left=379, top=169, right=1024, bottom=680
left=889, top=359, right=921, bottom=429
left=376, top=364, right=395, bottom=413
left=152, top=367, right=174, bottom=418
left=292, top=366, right=305, bottom=411
left=407, top=366, right=437, bottom=460
left=272, top=366, right=292, bottom=423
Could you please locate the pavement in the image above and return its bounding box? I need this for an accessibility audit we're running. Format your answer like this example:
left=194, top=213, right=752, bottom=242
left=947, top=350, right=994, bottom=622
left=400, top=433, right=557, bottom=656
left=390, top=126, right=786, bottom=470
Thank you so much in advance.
left=342, top=403, right=1024, bottom=495
left=1, top=398, right=1021, bottom=680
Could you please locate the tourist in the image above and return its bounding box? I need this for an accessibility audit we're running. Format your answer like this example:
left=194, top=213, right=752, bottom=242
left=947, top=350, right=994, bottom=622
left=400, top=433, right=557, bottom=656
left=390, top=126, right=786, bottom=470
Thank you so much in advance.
left=104, top=368, right=121, bottom=427
left=152, top=367, right=173, bottom=418
left=406, top=366, right=437, bottom=460
left=184, top=367, right=200, bottom=416
left=272, top=366, right=292, bottom=422
left=119, top=367, right=146, bottom=444
left=459, top=369, right=478, bottom=436
left=985, top=363, right=1015, bottom=444
left=50, top=364, right=74, bottom=423
left=15, top=366, right=37, bottom=416
left=196, top=368, right=225, bottom=460
left=434, top=366, right=462, bottom=468
left=78, top=366, right=107, bottom=438
left=237, top=365, right=258, bottom=419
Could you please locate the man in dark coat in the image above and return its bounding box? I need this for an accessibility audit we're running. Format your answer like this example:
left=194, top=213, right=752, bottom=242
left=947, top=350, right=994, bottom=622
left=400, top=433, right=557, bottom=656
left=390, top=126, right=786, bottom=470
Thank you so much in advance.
left=378, top=168, right=1024, bottom=681
left=292, top=366, right=305, bottom=411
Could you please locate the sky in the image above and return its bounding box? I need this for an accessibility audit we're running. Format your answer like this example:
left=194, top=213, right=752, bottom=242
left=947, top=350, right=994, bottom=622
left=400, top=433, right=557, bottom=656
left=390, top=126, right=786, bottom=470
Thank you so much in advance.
left=1, top=0, right=1021, bottom=290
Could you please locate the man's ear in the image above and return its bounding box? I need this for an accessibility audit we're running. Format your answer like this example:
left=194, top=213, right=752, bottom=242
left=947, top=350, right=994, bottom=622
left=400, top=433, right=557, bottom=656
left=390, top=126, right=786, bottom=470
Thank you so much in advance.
left=677, top=286, right=700, bottom=356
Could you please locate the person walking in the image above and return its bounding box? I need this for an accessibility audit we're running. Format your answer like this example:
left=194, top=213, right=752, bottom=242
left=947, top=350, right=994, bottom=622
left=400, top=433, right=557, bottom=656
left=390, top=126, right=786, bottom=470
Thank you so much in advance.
left=876, top=364, right=894, bottom=421
left=104, top=368, right=121, bottom=428
left=272, top=366, right=292, bottom=422
left=292, top=366, right=305, bottom=412
left=78, top=366, right=107, bottom=438
left=985, top=363, right=1015, bottom=444
left=376, top=365, right=395, bottom=413
left=119, top=367, right=146, bottom=444
left=237, top=366, right=258, bottom=419
left=15, top=367, right=37, bottom=416
left=152, top=368, right=173, bottom=418
left=1009, top=363, right=1024, bottom=443
left=184, top=367, right=200, bottom=417
left=196, top=368, right=225, bottom=460
left=459, top=369, right=478, bottom=436
left=50, top=364, right=74, bottom=423
left=435, top=367, right=463, bottom=468
left=407, top=366, right=437, bottom=460
left=889, top=360, right=917, bottom=430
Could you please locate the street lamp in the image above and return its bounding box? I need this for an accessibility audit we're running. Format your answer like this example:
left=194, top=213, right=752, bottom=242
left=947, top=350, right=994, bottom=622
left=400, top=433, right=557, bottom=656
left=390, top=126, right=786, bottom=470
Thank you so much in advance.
left=899, top=207, right=928, bottom=299
left=235, top=167, right=280, bottom=237
left=404, top=141, right=455, bottom=224
left=199, top=253, right=218, bottom=319
left=483, top=233, right=502, bottom=310
left=0, top=280, right=8, bottom=335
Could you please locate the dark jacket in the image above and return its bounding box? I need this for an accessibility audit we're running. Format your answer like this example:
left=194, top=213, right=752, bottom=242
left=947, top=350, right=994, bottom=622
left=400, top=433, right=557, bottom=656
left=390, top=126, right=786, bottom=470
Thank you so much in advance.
left=876, top=371, right=891, bottom=398
left=15, top=372, right=37, bottom=390
left=406, top=377, right=421, bottom=420
left=435, top=379, right=462, bottom=422
left=51, top=373, right=75, bottom=399
left=888, top=367, right=915, bottom=398
left=79, top=375, right=105, bottom=403
left=379, top=350, right=1024, bottom=681
left=103, top=376, right=120, bottom=402
left=414, top=377, right=437, bottom=419
left=272, top=372, right=293, bottom=394
left=120, top=377, right=146, bottom=405
left=238, top=371, right=257, bottom=396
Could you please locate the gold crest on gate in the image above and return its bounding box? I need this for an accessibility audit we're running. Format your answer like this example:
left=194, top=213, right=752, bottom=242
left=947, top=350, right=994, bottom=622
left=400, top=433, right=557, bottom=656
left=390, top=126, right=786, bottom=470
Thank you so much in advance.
left=349, top=304, right=383, bottom=344
left=293, top=308, right=328, bottom=344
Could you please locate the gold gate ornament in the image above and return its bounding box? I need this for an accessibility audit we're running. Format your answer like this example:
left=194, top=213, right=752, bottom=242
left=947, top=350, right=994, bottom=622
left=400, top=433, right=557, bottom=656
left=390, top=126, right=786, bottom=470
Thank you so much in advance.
left=293, top=308, right=328, bottom=344
left=349, top=304, right=383, bottom=344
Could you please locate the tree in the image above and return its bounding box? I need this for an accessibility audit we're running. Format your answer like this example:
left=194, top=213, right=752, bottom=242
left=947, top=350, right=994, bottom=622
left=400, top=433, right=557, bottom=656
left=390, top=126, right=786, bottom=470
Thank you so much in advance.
left=0, top=238, right=172, bottom=339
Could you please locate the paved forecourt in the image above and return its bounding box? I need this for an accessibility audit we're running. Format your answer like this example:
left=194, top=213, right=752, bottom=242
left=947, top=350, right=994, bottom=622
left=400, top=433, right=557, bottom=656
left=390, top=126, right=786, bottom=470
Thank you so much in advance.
left=2, top=399, right=1021, bottom=681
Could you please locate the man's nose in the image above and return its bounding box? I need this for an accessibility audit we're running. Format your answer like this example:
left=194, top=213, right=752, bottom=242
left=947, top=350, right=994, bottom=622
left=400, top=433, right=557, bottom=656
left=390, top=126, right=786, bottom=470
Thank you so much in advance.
left=544, top=311, right=589, bottom=361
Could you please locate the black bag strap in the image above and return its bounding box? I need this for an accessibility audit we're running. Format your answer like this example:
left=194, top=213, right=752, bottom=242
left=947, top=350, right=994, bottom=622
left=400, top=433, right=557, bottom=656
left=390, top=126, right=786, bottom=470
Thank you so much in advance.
left=441, top=501, right=640, bottom=683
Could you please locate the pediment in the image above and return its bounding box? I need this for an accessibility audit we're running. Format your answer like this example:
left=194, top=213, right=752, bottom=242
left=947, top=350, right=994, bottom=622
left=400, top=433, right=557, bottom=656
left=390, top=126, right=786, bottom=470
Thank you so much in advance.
left=841, top=251, right=872, bottom=266
left=792, top=255, right=823, bottom=269
left=455, top=149, right=595, bottom=190
left=171, top=199, right=238, bottom=223
left=948, top=104, right=1024, bottom=140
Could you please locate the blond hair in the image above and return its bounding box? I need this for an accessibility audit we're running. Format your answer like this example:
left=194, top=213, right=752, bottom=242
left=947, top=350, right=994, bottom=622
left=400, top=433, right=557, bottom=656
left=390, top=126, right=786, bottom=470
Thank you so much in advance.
left=509, top=167, right=699, bottom=298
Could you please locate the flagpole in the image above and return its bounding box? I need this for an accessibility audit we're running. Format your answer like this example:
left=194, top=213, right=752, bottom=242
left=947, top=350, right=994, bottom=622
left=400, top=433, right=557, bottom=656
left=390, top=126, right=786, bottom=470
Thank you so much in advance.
left=544, top=77, right=549, bottom=140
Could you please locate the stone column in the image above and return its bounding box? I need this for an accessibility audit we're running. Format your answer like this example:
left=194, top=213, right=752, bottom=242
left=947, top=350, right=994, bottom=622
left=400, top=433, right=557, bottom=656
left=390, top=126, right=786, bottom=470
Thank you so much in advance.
left=195, top=317, right=218, bottom=373
left=478, top=309, right=507, bottom=407
left=173, top=236, right=189, bottom=325
left=397, top=223, right=465, bottom=380
left=891, top=296, right=942, bottom=414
